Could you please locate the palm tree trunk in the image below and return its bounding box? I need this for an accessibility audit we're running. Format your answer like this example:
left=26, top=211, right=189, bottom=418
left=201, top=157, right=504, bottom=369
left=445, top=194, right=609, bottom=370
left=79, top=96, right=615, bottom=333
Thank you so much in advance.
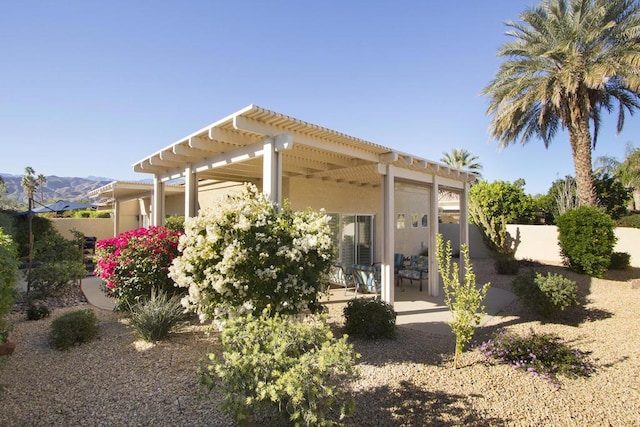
left=568, top=109, right=598, bottom=207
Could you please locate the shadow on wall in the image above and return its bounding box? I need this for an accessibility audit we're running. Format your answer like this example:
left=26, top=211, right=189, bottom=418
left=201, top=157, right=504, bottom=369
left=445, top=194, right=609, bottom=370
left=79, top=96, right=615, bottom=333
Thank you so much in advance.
left=440, top=223, right=640, bottom=268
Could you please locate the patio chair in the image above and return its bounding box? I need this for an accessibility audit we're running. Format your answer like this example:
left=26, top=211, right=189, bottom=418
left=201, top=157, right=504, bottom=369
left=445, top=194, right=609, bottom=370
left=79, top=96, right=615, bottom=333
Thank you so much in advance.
left=397, top=255, right=428, bottom=291
left=352, top=264, right=381, bottom=294
left=327, top=263, right=357, bottom=295
left=394, top=253, right=405, bottom=286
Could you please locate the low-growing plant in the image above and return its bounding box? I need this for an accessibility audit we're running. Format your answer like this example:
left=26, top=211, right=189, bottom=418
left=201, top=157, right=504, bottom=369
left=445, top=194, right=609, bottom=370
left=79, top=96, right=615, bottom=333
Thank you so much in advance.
left=512, top=270, right=578, bottom=318
left=343, top=297, right=396, bottom=339
left=557, top=206, right=616, bottom=277
left=616, top=213, right=640, bottom=228
left=201, top=308, right=359, bottom=426
left=609, top=252, right=631, bottom=270
left=494, top=256, right=520, bottom=275
left=26, top=301, right=50, bottom=320
left=49, top=309, right=99, bottom=350
left=127, top=288, right=185, bottom=342
left=436, top=234, right=491, bottom=368
left=480, top=329, right=594, bottom=388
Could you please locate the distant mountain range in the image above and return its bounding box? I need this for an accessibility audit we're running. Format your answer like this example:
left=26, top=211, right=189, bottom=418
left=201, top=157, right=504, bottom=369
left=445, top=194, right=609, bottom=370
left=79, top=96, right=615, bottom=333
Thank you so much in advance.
left=0, top=173, right=113, bottom=206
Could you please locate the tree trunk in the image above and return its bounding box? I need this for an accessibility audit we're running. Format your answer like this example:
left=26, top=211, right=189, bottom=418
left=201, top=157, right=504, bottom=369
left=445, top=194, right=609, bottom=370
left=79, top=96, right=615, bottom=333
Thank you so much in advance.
left=568, top=106, right=597, bottom=207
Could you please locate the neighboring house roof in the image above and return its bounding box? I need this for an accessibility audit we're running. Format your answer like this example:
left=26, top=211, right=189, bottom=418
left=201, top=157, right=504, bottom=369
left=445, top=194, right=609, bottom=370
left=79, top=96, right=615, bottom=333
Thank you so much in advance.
left=88, top=180, right=184, bottom=203
left=132, top=104, right=476, bottom=188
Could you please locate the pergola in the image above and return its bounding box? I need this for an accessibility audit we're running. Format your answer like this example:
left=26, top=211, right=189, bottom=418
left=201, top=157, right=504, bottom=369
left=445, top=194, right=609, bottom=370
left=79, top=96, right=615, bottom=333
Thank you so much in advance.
left=133, top=105, right=477, bottom=302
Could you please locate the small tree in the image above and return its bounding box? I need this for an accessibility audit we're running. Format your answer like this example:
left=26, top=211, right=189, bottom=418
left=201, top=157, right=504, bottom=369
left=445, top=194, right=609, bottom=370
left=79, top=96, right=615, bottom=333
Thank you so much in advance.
left=469, top=180, right=537, bottom=224
left=435, top=234, right=490, bottom=368
left=0, top=228, right=19, bottom=345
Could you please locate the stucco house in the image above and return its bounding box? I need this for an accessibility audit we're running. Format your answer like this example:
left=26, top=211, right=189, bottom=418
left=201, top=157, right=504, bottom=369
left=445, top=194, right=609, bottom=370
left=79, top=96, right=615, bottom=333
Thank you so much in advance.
left=90, top=105, right=477, bottom=303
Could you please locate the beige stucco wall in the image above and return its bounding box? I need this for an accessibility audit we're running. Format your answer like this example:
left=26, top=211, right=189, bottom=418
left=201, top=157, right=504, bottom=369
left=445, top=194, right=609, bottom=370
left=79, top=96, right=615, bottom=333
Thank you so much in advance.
left=51, top=218, right=114, bottom=241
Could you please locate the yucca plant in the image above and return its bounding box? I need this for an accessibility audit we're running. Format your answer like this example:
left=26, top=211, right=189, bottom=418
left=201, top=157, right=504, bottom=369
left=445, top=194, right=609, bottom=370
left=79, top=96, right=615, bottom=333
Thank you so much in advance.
left=128, top=288, right=185, bottom=342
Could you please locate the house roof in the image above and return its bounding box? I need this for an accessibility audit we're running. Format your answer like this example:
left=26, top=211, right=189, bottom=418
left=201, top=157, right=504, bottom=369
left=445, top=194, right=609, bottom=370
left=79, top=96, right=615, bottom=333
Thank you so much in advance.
left=133, top=105, right=476, bottom=188
left=88, top=180, right=184, bottom=202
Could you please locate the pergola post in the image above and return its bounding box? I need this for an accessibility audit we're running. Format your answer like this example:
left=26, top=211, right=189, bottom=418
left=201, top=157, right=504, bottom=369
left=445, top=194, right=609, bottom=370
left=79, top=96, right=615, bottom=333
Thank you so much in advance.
left=262, top=137, right=279, bottom=204
left=428, top=176, right=440, bottom=296
left=184, top=163, right=198, bottom=218
left=381, top=164, right=395, bottom=305
left=152, top=175, right=165, bottom=226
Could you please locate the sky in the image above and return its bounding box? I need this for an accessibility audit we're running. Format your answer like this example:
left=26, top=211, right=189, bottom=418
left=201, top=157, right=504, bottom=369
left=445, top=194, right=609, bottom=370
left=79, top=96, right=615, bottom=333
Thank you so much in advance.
left=1, top=1, right=639, bottom=196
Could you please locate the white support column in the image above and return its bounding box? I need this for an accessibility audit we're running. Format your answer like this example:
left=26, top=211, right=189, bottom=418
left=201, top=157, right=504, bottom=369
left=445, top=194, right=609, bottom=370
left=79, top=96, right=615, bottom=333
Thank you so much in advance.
left=113, top=200, right=120, bottom=237
left=184, top=164, right=198, bottom=218
left=428, top=176, right=440, bottom=297
left=381, top=165, right=395, bottom=305
left=262, top=137, right=278, bottom=203
left=152, top=175, right=165, bottom=226
left=459, top=182, right=470, bottom=280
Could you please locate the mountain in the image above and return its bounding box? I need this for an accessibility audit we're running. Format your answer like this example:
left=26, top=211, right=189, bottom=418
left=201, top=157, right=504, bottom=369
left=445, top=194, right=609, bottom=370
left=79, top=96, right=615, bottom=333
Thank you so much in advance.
left=0, top=174, right=113, bottom=206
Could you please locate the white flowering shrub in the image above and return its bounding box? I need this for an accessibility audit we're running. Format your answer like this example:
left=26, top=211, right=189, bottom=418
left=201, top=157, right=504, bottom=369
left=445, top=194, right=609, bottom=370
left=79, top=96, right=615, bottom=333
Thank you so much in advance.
left=169, top=183, right=335, bottom=323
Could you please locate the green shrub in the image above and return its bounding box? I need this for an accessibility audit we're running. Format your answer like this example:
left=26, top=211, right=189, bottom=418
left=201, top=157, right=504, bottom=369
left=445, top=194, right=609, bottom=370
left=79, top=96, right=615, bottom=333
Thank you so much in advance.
left=343, top=297, right=397, bottom=339
left=557, top=206, right=616, bottom=277
left=0, top=229, right=19, bottom=344
left=94, top=211, right=112, bottom=219
left=617, top=213, right=640, bottom=228
left=494, top=256, right=520, bottom=275
left=49, top=309, right=99, bottom=350
left=26, top=301, right=50, bottom=321
left=164, top=215, right=185, bottom=232
left=609, top=252, right=631, bottom=270
left=128, top=288, right=185, bottom=341
left=30, top=259, right=86, bottom=298
left=511, top=270, right=578, bottom=317
left=480, top=329, right=594, bottom=388
left=201, top=309, right=359, bottom=426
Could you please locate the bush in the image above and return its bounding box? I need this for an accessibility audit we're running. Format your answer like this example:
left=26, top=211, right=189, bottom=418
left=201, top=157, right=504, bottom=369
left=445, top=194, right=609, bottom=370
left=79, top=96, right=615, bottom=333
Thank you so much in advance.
left=494, top=256, right=520, bottom=275
left=26, top=301, right=50, bottom=320
left=480, top=329, right=594, bottom=388
left=343, top=297, right=397, bottom=339
left=557, top=206, right=616, bottom=278
left=609, top=252, right=631, bottom=270
left=164, top=215, right=185, bottom=232
left=617, top=213, right=640, bottom=228
left=170, top=183, right=335, bottom=323
left=128, top=288, right=185, bottom=342
left=511, top=270, right=578, bottom=317
left=201, top=309, right=358, bottom=426
left=95, top=226, right=183, bottom=309
left=49, top=309, right=99, bottom=350
left=0, top=229, right=19, bottom=344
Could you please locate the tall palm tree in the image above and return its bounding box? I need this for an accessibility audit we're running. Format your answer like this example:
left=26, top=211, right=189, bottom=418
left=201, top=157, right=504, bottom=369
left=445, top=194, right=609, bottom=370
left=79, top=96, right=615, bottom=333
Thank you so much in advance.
left=616, top=144, right=640, bottom=209
left=482, top=0, right=640, bottom=207
left=36, top=173, right=46, bottom=203
left=441, top=148, right=483, bottom=179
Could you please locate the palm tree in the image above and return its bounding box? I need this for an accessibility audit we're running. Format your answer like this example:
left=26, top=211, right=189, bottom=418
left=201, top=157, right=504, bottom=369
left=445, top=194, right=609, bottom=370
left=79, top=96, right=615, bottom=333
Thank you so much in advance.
left=441, top=148, right=483, bottom=179
left=482, top=0, right=640, bottom=207
left=36, top=174, right=46, bottom=203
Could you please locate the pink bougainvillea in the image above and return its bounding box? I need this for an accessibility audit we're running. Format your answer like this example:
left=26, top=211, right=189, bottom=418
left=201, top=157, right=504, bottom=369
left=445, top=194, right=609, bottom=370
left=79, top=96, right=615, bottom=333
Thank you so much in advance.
left=95, top=226, right=183, bottom=308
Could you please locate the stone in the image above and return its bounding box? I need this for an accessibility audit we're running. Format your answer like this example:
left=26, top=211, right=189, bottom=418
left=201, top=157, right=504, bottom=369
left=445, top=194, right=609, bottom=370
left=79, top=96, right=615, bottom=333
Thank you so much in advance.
left=631, top=279, right=640, bottom=289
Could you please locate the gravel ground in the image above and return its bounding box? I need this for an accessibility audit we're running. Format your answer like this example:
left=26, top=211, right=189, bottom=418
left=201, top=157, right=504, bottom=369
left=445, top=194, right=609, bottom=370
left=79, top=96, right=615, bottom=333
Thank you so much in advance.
left=1, top=260, right=639, bottom=426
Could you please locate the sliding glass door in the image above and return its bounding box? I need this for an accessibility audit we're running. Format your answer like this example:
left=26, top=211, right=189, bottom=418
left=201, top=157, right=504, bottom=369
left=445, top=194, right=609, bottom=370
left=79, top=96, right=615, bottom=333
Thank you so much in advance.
left=340, top=214, right=374, bottom=273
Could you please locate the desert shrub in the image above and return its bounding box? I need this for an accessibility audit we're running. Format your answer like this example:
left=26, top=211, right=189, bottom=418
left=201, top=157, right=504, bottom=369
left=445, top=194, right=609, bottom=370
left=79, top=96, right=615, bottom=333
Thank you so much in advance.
left=609, top=252, right=631, bottom=270
left=469, top=180, right=537, bottom=224
left=511, top=270, right=578, bottom=317
left=95, top=226, right=183, bottom=309
left=0, top=229, right=19, bottom=344
left=29, top=230, right=86, bottom=297
left=343, top=297, right=396, bottom=339
left=617, top=213, right=640, bottom=228
left=494, top=256, right=520, bottom=275
left=49, top=309, right=99, bottom=350
left=12, top=214, right=56, bottom=258
left=436, top=234, right=491, bottom=368
left=170, top=183, right=335, bottom=323
left=164, top=215, right=185, bottom=232
left=480, top=329, right=594, bottom=388
left=201, top=309, right=358, bottom=426
left=26, top=301, right=50, bottom=320
left=557, top=206, right=616, bottom=278
left=128, top=288, right=185, bottom=342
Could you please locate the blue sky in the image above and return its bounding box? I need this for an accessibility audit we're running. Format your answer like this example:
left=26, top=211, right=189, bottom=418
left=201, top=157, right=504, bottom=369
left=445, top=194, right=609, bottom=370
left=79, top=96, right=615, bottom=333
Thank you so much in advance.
left=1, top=1, right=638, bottom=196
